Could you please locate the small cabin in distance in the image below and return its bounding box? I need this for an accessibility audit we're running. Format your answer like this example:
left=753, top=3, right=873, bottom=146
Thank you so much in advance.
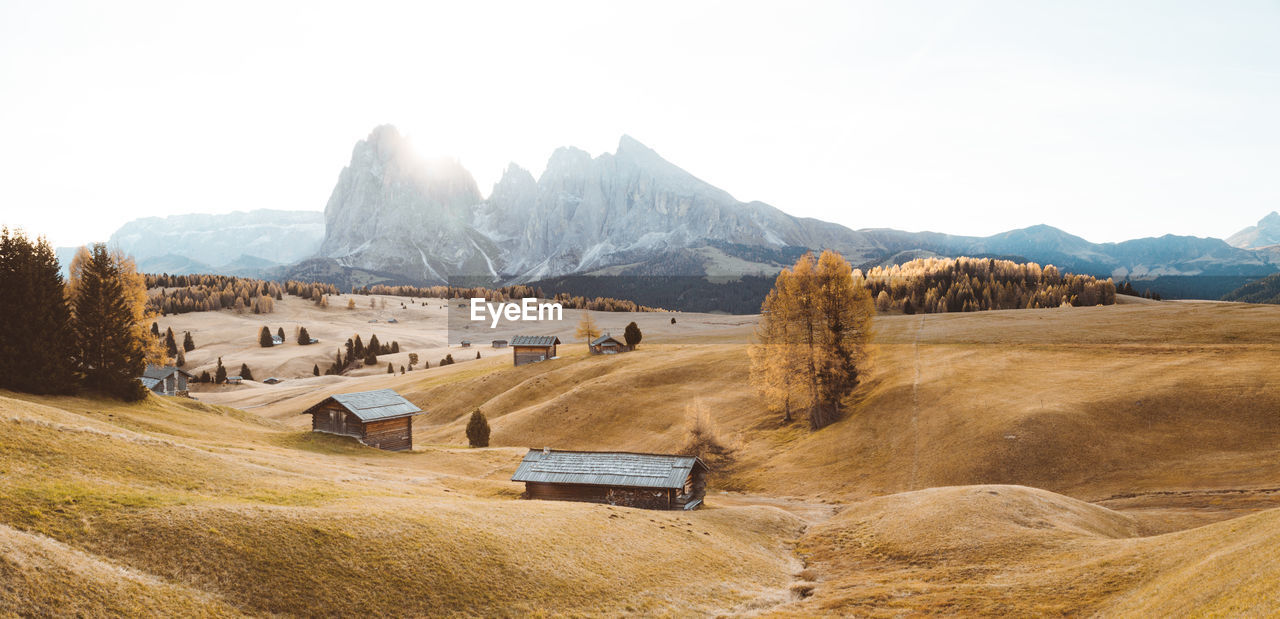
left=492, top=339, right=508, bottom=348
left=511, top=449, right=708, bottom=510
left=589, top=333, right=630, bottom=355
left=301, top=389, right=422, bottom=451
left=140, top=365, right=193, bottom=397
left=510, top=335, right=560, bottom=366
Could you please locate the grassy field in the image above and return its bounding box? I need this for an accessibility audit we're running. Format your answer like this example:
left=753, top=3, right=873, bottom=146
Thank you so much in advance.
left=3, top=298, right=1280, bottom=614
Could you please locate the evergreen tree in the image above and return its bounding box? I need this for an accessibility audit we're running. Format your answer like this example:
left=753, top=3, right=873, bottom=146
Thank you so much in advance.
left=259, top=326, right=274, bottom=347
left=365, top=351, right=378, bottom=366
left=239, top=363, right=253, bottom=381
left=312, top=364, right=320, bottom=376
left=176, top=350, right=186, bottom=367
left=199, top=370, right=211, bottom=383
left=391, top=341, right=399, bottom=353
left=277, top=327, right=285, bottom=342
left=0, top=229, right=78, bottom=394
left=671, top=317, right=677, bottom=324
left=466, top=410, right=490, bottom=447
left=182, top=331, right=195, bottom=352
left=386, top=362, right=394, bottom=374
left=476, top=351, right=481, bottom=359
left=215, top=357, right=226, bottom=384
left=297, top=326, right=311, bottom=345
left=70, top=244, right=148, bottom=400
left=150, top=322, right=160, bottom=337
left=624, top=321, right=642, bottom=349
left=368, top=334, right=380, bottom=356
left=164, top=327, right=178, bottom=357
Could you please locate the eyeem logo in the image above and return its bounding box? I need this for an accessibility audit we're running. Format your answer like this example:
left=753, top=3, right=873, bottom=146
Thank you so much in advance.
left=470, top=298, right=563, bottom=328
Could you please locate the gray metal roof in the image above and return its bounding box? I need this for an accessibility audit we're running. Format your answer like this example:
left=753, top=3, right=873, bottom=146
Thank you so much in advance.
left=140, top=377, right=162, bottom=390
left=142, top=364, right=193, bottom=380
left=510, top=335, right=560, bottom=347
left=303, top=389, right=422, bottom=421
left=590, top=333, right=624, bottom=346
left=511, top=449, right=705, bottom=489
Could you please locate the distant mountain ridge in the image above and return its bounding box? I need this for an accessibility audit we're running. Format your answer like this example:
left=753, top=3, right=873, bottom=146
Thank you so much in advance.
left=107, top=209, right=324, bottom=273
left=302, top=125, right=1279, bottom=290
left=77, top=125, right=1279, bottom=302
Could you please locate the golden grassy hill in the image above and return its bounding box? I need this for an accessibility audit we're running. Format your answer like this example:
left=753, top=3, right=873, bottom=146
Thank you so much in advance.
left=0, top=392, right=805, bottom=616
left=783, top=484, right=1280, bottom=616
left=6, top=299, right=1280, bottom=614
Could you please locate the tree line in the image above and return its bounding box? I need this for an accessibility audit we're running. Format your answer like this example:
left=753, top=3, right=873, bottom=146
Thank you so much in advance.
left=352, top=283, right=662, bottom=312
left=1, top=231, right=158, bottom=400
left=322, top=333, right=401, bottom=375
left=145, top=273, right=339, bottom=315
left=860, top=257, right=1117, bottom=314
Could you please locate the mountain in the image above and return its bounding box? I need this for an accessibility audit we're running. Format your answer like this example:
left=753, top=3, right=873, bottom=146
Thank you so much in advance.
left=1227, top=211, right=1280, bottom=249
left=108, top=209, right=324, bottom=271
left=314, top=126, right=876, bottom=285
left=308, top=126, right=1278, bottom=291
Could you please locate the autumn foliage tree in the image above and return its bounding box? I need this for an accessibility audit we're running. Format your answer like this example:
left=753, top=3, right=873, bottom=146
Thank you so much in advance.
left=575, top=310, right=600, bottom=343
left=749, top=250, right=874, bottom=430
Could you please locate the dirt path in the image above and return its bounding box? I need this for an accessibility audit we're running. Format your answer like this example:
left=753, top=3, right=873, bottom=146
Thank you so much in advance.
left=712, top=492, right=840, bottom=524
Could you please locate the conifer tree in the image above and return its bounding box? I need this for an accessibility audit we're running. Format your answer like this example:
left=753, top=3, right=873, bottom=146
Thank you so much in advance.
left=313, top=364, right=319, bottom=376
left=259, top=326, right=274, bottom=347
left=215, top=357, right=226, bottom=384
left=624, top=321, right=642, bottom=349
left=239, top=363, right=253, bottom=381
left=70, top=244, right=148, bottom=400
left=0, top=229, right=78, bottom=394
left=176, top=350, right=186, bottom=367
left=277, top=327, right=285, bottom=342
left=466, top=410, right=490, bottom=447
left=183, top=331, right=195, bottom=351
left=297, top=326, right=311, bottom=345
left=387, top=362, right=394, bottom=374
left=164, top=327, right=178, bottom=357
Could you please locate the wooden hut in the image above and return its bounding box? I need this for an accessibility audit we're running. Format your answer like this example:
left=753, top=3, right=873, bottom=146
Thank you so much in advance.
left=511, top=449, right=708, bottom=510
left=301, top=389, right=422, bottom=451
left=589, top=333, right=630, bottom=355
left=140, top=365, right=193, bottom=397
left=510, top=335, right=560, bottom=366
left=491, top=339, right=508, bottom=348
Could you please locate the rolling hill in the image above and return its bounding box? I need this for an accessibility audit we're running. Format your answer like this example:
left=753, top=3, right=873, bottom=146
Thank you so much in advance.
left=3, top=298, right=1280, bottom=614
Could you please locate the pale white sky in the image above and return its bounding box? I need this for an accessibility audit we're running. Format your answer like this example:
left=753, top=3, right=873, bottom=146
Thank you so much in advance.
left=2, top=1, right=1278, bottom=247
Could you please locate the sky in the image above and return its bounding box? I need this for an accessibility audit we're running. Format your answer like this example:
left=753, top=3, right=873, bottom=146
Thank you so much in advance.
left=2, top=0, right=1278, bottom=248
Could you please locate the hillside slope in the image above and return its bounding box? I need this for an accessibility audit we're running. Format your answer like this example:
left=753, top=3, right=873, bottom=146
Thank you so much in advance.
left=0, top=392, right=804, bottom=616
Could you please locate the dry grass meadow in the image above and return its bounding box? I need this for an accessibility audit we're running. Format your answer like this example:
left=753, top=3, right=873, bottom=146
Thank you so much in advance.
left=3, top=293, right=1279, bottom=615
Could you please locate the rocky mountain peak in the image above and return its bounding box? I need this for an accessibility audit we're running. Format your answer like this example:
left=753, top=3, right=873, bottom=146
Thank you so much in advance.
left=1227, top=211, right=1280, bottom=249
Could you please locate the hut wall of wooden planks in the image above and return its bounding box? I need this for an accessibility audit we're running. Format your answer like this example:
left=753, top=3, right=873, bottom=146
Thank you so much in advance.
left=302, top=389, right=421, bottom=452
left=510, top=335, right=560, bottom=366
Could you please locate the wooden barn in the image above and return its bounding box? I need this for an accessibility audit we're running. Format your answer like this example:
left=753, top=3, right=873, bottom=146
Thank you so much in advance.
left=511, top=449, right=708, bottom=510
left=301, top=389, right=422, bottom=451
left=510, top=335, right=560, bottom=366
left=589, top=333, right=630, bottom=355
left=140, top=365, right=193, bottom=397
